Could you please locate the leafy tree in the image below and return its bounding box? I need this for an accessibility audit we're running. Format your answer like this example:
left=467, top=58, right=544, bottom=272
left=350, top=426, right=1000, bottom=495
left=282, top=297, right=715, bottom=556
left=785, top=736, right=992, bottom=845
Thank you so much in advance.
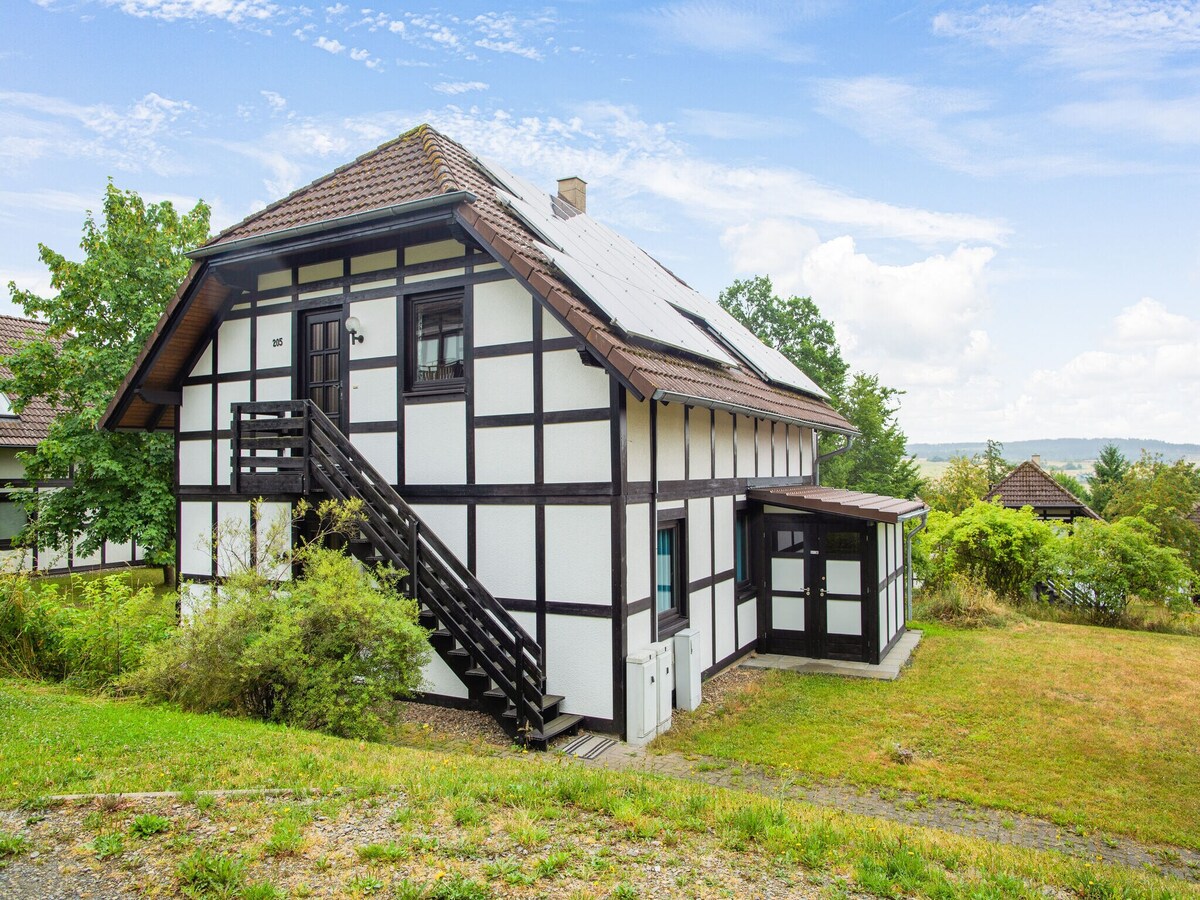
left=1103, top=453, right=1200, bottom=574
left=719, top=276, right=848, bottom=402
left=1057, top=517, right=1194, bottom=621
left=1051, top=471, right=1091, bottom=505
left=720, top=276, right=922, bottom=497
left=917, top=501, right=1059, bottom=600
left=982, top=439, right=1012, bottom=487
left=821, top=373, right=924, bottom=498
left=1, top=182, right=210, bottom=566
left=923, top=455, right=990, bottom=514
left=1090, top=443, right=1131, bottom=516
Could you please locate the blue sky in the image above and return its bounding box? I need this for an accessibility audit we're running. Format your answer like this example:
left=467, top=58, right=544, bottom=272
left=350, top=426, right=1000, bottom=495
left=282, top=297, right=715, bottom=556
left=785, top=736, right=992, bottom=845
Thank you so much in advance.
left=2, top=0, right=1199, bottom=444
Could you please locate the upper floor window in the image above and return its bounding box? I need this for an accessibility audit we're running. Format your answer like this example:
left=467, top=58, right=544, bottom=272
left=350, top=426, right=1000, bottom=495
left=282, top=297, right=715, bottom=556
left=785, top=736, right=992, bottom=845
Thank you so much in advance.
left=408, top=292, right=464, bottom=389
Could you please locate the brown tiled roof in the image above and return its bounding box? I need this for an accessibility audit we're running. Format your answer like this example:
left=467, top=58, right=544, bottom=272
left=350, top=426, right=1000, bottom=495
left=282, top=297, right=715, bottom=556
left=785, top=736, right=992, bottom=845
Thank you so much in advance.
left=106, top=125, right=854, bottom=435
left=1188, top=502, right=1200, bottom=529
left=748, top=485, right=928, bottom=524
left=0, top=315, right=59, bottom=448
left=984, top=461, right=1101, bottom=519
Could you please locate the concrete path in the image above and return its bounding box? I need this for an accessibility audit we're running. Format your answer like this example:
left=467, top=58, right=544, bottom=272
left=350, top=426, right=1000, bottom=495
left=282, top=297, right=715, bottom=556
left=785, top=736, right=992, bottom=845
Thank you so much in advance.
left=743, top=630, right=922, bottom=680
left=559, top=735, right=1200, bottom=883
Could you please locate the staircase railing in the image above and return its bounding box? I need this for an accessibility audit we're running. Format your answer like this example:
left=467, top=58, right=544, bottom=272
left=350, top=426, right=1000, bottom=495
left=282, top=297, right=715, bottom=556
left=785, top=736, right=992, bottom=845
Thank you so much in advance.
left=231, top=399, right=548, bottom=736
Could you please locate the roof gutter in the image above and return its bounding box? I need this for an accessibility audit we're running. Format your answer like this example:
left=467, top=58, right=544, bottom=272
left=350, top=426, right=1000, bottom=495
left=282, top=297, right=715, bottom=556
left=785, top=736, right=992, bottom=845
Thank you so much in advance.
left=188, top=191, right=477, bottom=260
left=651, top=389, right=858, bottom=437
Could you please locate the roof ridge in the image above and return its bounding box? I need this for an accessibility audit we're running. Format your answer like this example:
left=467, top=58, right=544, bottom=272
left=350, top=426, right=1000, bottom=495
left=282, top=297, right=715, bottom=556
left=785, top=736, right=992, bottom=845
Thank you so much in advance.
left=206, top=124, right=436, bottom=247
left=416, top=124, right=462, bottom=194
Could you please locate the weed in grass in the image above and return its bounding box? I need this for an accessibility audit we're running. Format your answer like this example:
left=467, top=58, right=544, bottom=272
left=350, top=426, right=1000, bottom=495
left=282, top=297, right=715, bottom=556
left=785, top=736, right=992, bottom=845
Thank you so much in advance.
left=81, top=810, right=106, bottom=832
left=241, top=882, right=285, bottom=900
left=451, top=802, right=483, bottom=827
left=0, top=831, right=28, bottom=858
left=610, top=883, right=638, bottom=900
left=312, top=854, right=331, bottom=872
left=483, top=858, right=535, bottom=886
left=129, top=813, right=171, bottom=838
left=346, top=873, right=386, bottom=896
left=262, top=819, right=304, bottom=857
left=356, top=841, right=407, bottom=863
left=177, top=848, right=246, bottom=896
left=506, top=808, right=548, bottom=849
left=793, top=821, right=841, bottom=870
left=393, top=877, right=430, bottom=900
left=388, top=806, right=415, bottom=826
left=292, top=883, right=313, bottom=898
left=534, top=849, right=572, bottom=879
left=91, top=832, right=124, bottom=860
left=426, top=873, right=492, bottom=900
left=855, top=842, right=952, bottom=898
left=410, top=834, right=440, bottom=853
left=194, top=794, right=217, bottom=815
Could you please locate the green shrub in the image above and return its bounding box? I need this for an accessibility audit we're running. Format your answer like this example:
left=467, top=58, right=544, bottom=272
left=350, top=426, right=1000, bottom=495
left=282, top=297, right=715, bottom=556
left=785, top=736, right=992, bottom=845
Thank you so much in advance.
left=0, top=572, right=172, bottom=687
left=125, top=544, right=430, bottom=740
left=917, top=502, right=1059, bottom=600
left=1053, top=517, right=1194, bottom=624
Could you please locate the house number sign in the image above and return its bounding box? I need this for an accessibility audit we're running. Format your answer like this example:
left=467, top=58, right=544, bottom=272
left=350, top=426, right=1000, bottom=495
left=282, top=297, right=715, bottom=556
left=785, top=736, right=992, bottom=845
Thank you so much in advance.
left=272, top=337, right=284, bottom=347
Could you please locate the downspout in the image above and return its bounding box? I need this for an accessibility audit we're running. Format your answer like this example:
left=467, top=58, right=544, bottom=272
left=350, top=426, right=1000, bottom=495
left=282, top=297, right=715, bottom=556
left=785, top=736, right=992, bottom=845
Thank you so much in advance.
left=903, top=512, right=929, bottom=623
left=815, top=434, right=854, bottom=485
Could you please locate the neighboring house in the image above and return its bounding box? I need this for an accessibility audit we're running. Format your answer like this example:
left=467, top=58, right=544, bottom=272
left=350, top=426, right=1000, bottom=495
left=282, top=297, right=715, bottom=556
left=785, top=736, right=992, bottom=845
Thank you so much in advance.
left=102, top=125, right=927, bottom=745
left=985, top=456, right=1101, bottom=522
left=0, top=315, right=144, bottom=573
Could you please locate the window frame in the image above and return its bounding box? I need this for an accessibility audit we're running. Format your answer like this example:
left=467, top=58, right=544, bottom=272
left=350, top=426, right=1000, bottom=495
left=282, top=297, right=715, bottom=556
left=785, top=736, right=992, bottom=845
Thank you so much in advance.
left=734, top=501, right=754, bottom=599
left=0, top=493, right=29, bottom=551
left=655, top=508, right=688, bottom=636
left=405, top=289, right=466, bottom=394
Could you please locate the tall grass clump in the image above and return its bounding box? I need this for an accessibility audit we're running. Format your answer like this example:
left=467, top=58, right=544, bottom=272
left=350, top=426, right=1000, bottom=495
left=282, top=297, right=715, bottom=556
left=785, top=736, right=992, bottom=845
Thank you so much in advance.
left=913, top=576, right=1013, bottom=628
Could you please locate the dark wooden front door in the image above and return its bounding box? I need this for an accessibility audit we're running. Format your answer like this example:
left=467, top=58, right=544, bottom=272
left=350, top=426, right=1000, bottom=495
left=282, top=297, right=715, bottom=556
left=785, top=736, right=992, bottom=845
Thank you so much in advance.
left=301, top=309, right=345, bottom=429
left=765, top=517, right=871, bottom=661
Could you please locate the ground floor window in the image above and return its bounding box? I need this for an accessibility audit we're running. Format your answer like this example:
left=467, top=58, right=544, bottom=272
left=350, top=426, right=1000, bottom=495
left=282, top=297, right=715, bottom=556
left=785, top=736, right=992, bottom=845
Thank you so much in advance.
left=734, top=507, right=752, bottom=593
left=0, top=496, right=28, bottom=549
left=656, top=519, right=685, bottom=623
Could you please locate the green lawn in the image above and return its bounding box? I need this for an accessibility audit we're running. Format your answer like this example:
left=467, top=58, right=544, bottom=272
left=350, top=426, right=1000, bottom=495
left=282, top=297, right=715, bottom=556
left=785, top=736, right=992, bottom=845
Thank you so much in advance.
left=656, top=619, right=1200, bottom=851
left=2, top=680, right=1195, bottom=898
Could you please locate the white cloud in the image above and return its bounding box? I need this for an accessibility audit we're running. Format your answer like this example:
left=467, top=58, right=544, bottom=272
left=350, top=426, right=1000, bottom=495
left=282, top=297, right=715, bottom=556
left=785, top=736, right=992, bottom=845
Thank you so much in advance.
left=260, top=90, right=287, bottom=113
left=99, top=0, right=280, bottom=26
left=0, top=90, right=194, bottom=175
left=933, top=1, right=1200, bottom=77
left=433, top=81, right=489, bottom=96
left=637, top=1, right=819, bottom=60
left=314, top=35, right=345, bottom=54
left=1054, top=93, right=1200, bottom=144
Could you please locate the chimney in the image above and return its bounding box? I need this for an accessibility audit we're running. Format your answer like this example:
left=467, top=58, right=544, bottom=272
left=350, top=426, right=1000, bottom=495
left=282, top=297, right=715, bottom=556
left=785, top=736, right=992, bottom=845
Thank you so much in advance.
left=557, top=176, right=587, bottom=212
left=1032, top=454, right=1041, bottom=466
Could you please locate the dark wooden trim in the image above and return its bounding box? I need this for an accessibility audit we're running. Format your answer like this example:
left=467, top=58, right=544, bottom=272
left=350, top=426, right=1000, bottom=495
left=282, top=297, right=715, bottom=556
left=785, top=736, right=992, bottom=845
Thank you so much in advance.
left=610, top=380, right=628, bottom=738
left=474, top=336, right=577, bottom=359
left=473, top=407, right=608, bottom=429
left=402, top=388, right=467, bottom=405
left=348, top=421, right=399, bottom=434
left=702, top=644, right=755, bottom=680
left=499, top=597, right=613, bottom=618
left=627, top=596, right=652, bottom=616
left=349, top=355, right=399, bottom=371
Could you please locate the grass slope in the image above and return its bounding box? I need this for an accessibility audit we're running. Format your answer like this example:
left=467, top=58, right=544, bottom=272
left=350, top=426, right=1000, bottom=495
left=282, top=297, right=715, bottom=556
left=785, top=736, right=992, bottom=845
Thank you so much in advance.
left=657, top=620, right=1200, bottom=850
left=2, top=681, right=1196, bottom=898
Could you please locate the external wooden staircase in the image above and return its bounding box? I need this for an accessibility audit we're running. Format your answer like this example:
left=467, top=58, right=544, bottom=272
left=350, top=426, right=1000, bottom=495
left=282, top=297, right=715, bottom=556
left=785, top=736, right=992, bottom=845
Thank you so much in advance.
left=231, top=399, right=581, bottom=748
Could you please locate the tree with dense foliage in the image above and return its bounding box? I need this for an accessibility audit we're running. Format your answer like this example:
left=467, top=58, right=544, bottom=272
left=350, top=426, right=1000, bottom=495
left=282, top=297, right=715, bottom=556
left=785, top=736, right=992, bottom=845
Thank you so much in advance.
left=1057, top=517, right=1194, bottom=621
left=917, top=501, right=1059, bottom=599
left=1, top=182, right=210, bottom=566
left=982, top=439, right=1012, bottom=488
left=1090, top=443, right=1131, bottom=516
left=719, top=275, right=849, bottom=402
left=719, top=276, right=922, bottom=497
left=1103, top=453, right=1200, bottom=574
left=923, top=455, right=991, bottom=514
left=820, top=373, right=924, bottom=498
left=1051, top=470, right=1092, bottom=505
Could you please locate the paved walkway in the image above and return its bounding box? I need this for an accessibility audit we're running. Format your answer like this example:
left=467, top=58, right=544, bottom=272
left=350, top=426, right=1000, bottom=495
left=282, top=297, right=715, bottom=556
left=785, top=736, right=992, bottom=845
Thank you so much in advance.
left=744, top=630, right=922, bottom=680
left=559, top=735, right=1200, bottom=883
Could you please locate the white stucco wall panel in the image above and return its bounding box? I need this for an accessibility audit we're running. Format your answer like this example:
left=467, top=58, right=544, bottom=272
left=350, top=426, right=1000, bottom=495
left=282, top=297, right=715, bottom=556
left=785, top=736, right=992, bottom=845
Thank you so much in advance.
left=736, top=415, right=755, bottom=477
left=544, top=421, right=610, bottom=483
left=686, top=499, right=711, bottom=583
left=543, top=350, right=609, bottom=412
left=627, top=398, right=651, bottom=483
left=473, top=279, right=532, bottom=346
left=216, top=380, right=250, bottom=431
left=625, top=503, right=651, bottom=605
left=421, top=652, right=470, bottom=699
left=476, top=505, right=536, bottom=600
left=738, top=597, right=758, bottom=649
left=409, top=504, right=468, bottom=565
left=545, top=504, right=611, bottom=605
left=474, top=355, right=533, bottom=416
left=349, top=367, right=397, bottom=423
left=546, top=615, right=613, bottom=720
left=656, top=402, right=685, bottom=482
left=349, top=296, right=398, bottom=360
left=216, top=317, right=251, bottom=374
left=474, top=426, right=534, bottom=484
left=714, top=579, right=736, bottom=662
left=180, top=501, right=212, bottom=577
left=255, top=313, right=290, bottom=370
left=714, top=412, right=734, bottom=478
left=405, top=402, right=466, bottom=484
left=350, top=432, right=398, bottom=484
left=712, top=494, right=735, bottom=573
left=180, top=384, right=211, bottom=432
left=179, top=439, right=212, bottom=487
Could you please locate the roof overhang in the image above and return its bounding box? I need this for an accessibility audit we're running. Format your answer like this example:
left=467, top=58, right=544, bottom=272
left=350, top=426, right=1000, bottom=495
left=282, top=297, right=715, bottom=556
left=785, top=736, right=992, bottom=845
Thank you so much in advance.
left=653, top=390, right=858, bottom=436
left=749, top=485, right=928, bottom=524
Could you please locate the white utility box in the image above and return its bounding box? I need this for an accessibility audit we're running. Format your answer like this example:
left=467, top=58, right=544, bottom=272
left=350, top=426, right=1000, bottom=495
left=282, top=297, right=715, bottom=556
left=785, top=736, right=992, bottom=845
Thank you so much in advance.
left=653, top=641, right=674, bottom=735
left=673, top=628, right=702, bottom=712
left=625, top=651, right=658, bottom=746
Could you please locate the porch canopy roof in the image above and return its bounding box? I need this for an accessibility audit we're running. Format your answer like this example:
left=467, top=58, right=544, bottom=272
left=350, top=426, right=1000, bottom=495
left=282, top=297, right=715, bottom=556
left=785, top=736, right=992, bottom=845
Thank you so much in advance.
left=749, top=485, right=928, bottom=524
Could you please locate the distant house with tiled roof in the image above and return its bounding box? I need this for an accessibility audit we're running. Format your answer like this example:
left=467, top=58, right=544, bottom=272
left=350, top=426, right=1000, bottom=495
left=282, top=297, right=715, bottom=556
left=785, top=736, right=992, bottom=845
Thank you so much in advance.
left=985, top=457, right=1101, bottom=522
left=102, top=124, right=928, bottom=746
left=0, top=314, right=144, bottom=572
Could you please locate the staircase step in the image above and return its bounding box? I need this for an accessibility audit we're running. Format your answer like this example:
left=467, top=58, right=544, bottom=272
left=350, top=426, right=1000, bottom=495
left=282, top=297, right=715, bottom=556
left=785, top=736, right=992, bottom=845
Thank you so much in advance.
left=500, top=694, right=565, bottom=717
left=464, top=666, right=489, bottom=680
left=531, top=713, right=584, bottom=744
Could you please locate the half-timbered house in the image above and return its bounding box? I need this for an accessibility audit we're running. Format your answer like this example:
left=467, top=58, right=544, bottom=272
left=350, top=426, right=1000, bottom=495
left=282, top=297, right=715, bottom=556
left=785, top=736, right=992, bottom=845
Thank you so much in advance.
left=102, top=125, right=927, bottom=745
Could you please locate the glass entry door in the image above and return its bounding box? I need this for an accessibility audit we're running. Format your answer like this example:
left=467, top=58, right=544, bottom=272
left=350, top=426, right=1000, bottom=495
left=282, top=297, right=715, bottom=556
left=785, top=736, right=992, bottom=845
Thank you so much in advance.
left=301, top=308, right=345, bottom=430
left=819, top=525, right=869, bottom=661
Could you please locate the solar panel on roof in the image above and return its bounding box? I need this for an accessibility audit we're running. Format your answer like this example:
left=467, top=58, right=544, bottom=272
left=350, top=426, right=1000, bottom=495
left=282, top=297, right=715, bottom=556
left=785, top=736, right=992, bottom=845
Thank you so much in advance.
left=478, top=156, right=829, bottom=399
